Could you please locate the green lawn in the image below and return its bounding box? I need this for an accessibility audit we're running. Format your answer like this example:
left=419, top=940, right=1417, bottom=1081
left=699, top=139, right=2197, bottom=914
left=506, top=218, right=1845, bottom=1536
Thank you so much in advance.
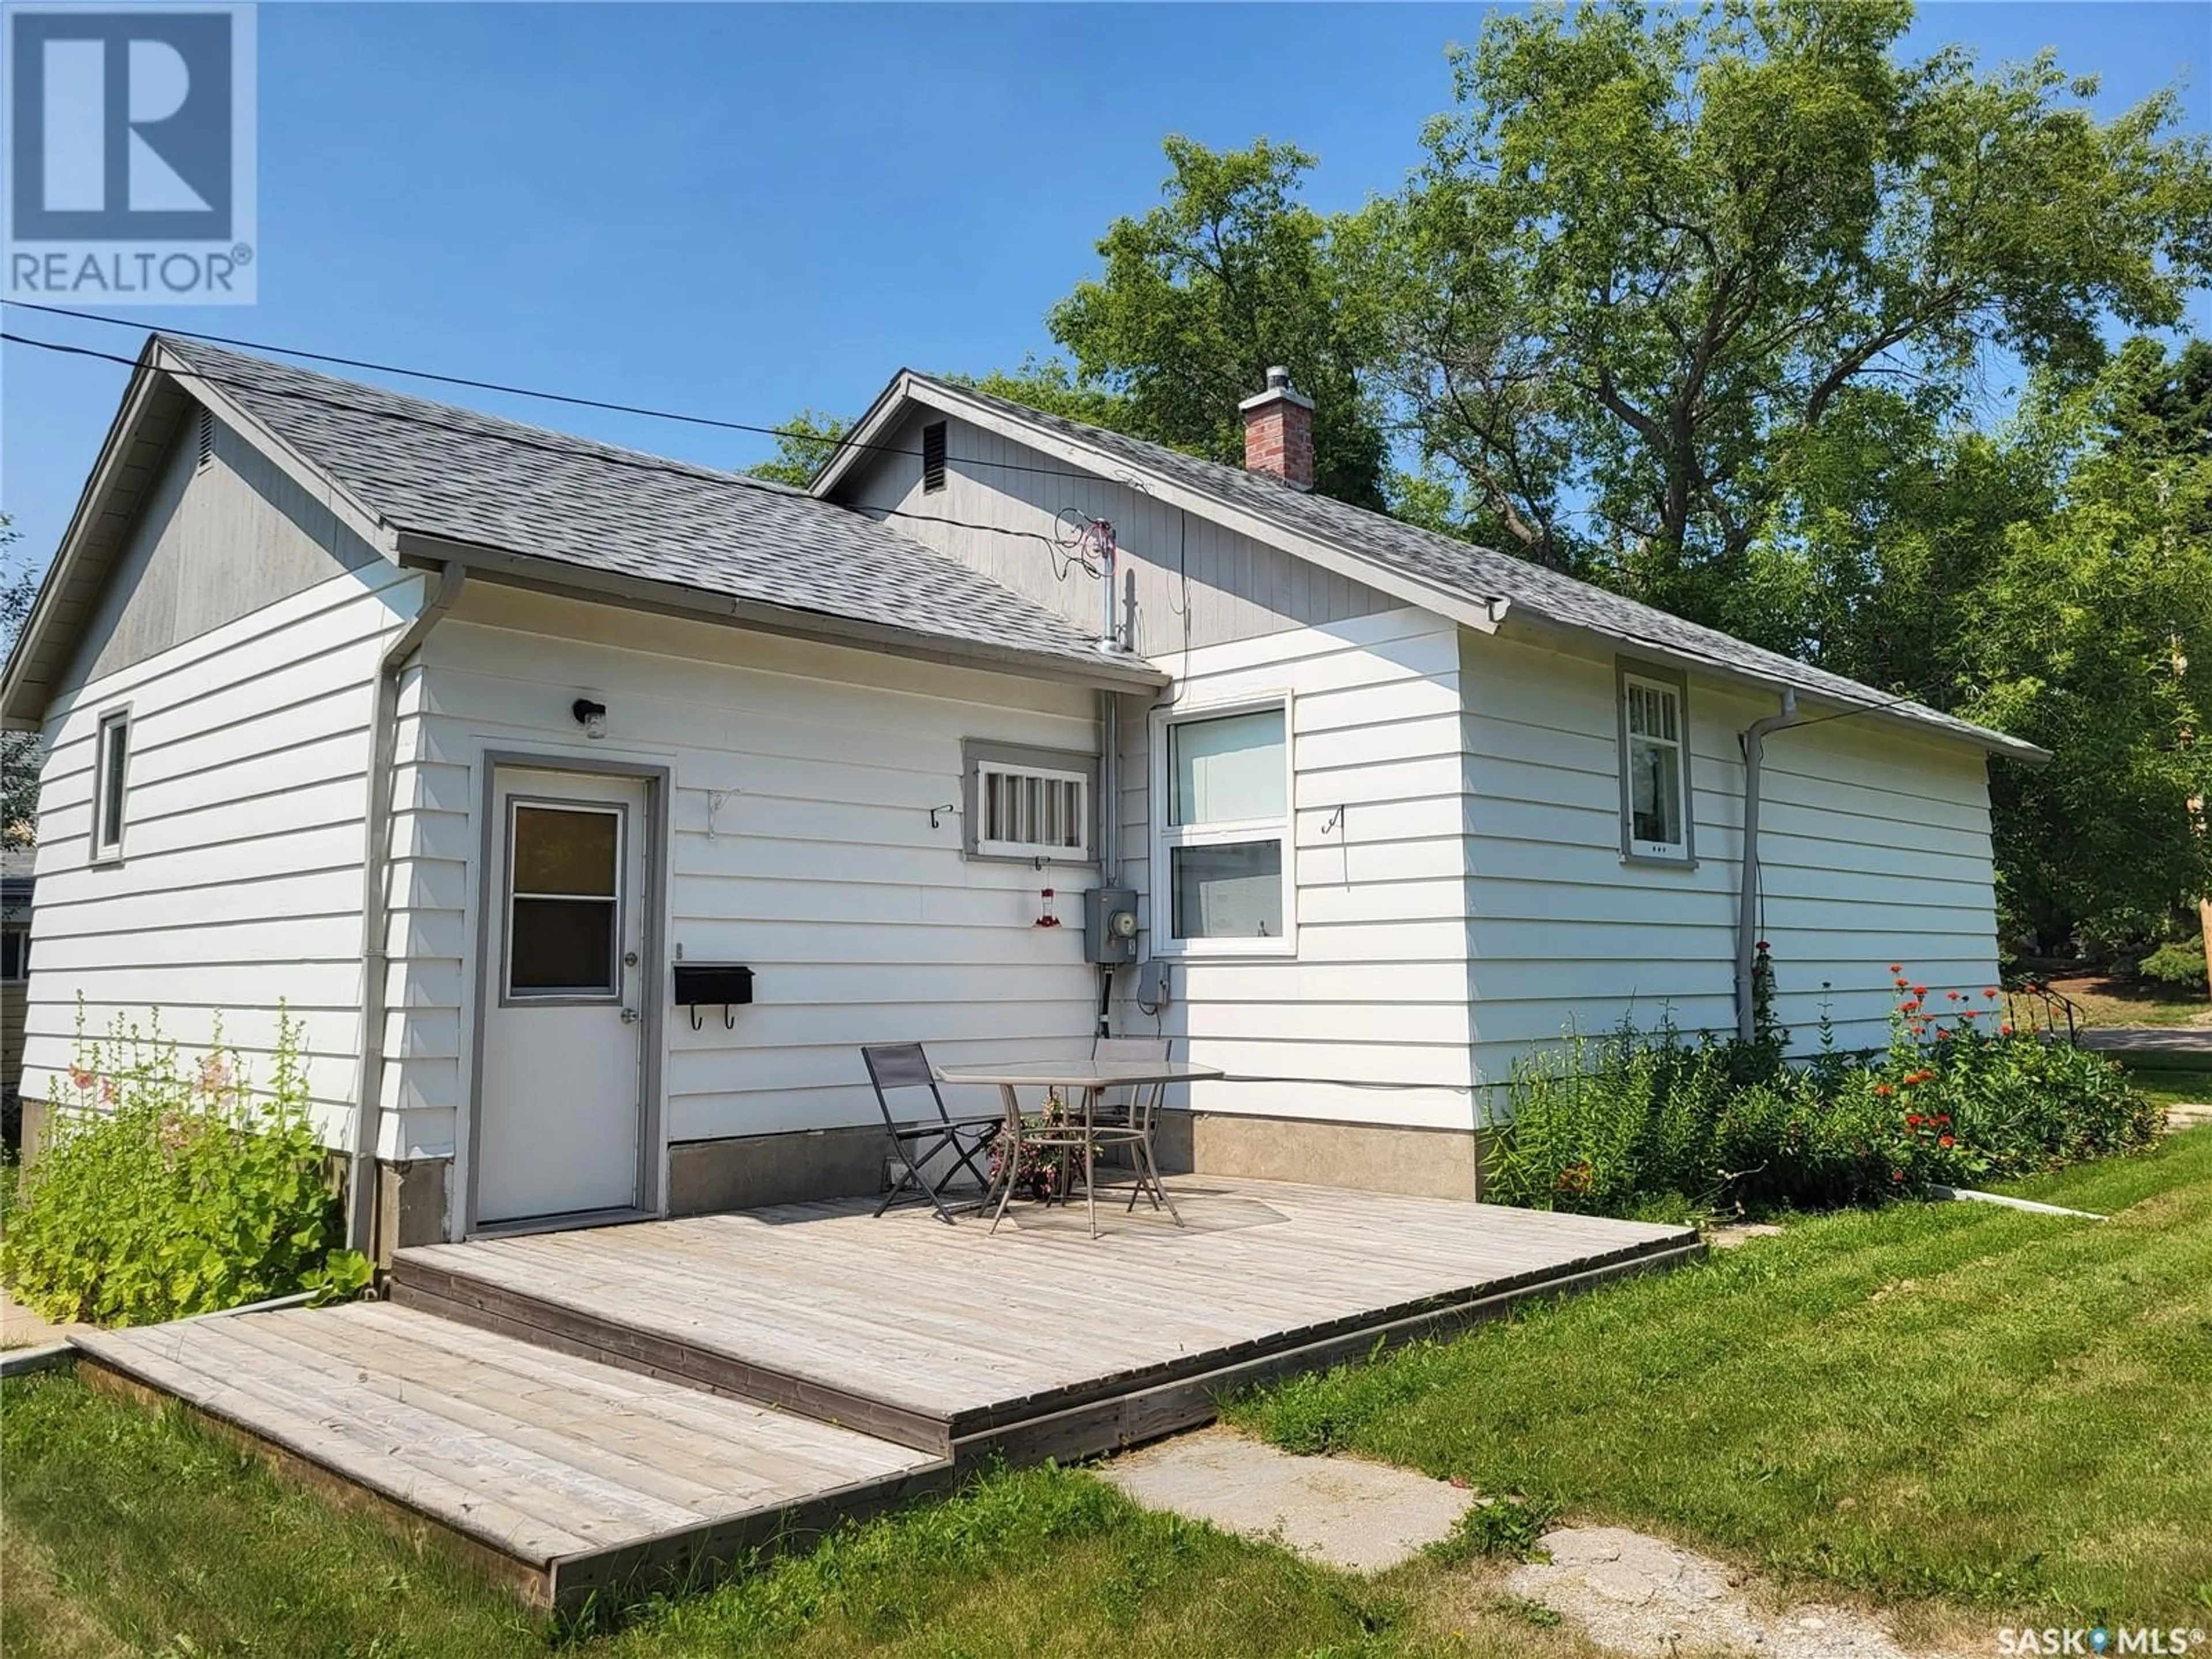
left=2116, top=1060, right=2212, bottom=1111
left=2046, top=974, right=2211, bottom=1029
left=1228, top=1128, right=2212, bottom=1623
left=0, top=1371, right=1622, bottom=1659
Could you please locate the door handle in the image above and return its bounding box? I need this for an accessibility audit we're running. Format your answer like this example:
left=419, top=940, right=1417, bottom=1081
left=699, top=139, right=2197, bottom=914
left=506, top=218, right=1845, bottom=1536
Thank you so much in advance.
left=620, top=1007, right=641, bottom=1025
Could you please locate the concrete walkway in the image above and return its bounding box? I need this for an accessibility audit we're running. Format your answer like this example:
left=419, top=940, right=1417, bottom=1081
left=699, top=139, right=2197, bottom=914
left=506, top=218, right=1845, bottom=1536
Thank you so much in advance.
left=1, top=1287, right=90, bottom=1350
left=2080, top=1025, right=2212, bottom=1058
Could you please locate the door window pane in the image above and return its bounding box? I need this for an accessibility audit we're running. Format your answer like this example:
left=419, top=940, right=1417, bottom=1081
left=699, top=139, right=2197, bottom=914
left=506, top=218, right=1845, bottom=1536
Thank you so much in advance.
left=1171, top=840, right=1284, bottom=939
left=1170, top=709, right=1285, bottom=825
left=508, top=898, right=617, bottom=994
left=512, top=805, right=618, bottom=896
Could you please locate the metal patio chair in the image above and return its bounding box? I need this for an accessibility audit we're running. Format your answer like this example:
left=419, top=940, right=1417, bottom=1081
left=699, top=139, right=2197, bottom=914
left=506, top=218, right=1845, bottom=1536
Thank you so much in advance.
left=861, top=1043, right=1004, bottom=1226
left=1090, top=1035, right=1180, bottom=1221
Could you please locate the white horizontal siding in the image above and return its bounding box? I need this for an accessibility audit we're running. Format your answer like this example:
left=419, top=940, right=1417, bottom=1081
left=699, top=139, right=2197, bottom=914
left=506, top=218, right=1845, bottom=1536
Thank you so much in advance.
left=380, top=584, right=1115, bottom=1172
left=1114, top=607, right=1477, bottom=1131
left=1461, top=628, right=2000, bottom=1091
left=22, top=565, right=423, bottom=1146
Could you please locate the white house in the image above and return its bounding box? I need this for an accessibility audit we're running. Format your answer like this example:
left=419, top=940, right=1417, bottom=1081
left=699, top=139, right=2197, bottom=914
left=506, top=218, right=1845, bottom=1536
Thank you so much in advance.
left=1, top=335, right=2044, bottom=1252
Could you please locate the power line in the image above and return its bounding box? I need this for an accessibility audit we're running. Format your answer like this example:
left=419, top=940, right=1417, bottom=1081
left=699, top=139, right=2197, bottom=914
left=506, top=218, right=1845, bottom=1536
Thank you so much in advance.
left=0, top=298, right=1099, bottom=486
left=2, top=328, right=1097, bottom=564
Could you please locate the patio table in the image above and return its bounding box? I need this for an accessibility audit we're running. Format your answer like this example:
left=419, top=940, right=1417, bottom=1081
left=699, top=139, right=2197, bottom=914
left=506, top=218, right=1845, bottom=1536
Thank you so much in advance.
left=931, top=1058, right=1225, bottom=1238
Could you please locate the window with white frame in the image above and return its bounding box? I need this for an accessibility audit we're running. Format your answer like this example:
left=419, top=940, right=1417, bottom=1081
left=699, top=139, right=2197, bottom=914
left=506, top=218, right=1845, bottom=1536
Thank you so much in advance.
left=963, top=741, right=1094, bottom=862
left=1619, top=666, right=1692, bottom=862
left=92, top=709, right=130, bottom=862
left=1155, top=702, right=1291, bottom=949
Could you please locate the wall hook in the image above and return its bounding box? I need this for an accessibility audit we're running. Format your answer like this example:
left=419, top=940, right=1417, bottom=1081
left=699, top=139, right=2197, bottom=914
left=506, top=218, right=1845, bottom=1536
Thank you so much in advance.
left=1321, top=805, right=1344, bottom=836
left=927, top=802, right=957, bottom=830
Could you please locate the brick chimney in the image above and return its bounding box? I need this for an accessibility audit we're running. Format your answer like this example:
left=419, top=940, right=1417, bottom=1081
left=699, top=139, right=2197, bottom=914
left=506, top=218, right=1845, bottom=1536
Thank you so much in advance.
left=1240, top=366, right=1315, bottom=491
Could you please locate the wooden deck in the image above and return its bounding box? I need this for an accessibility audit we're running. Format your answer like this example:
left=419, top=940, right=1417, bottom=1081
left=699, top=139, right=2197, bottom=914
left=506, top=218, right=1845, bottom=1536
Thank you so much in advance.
left=77, top=1179, right=1699, bottom=1608
left=73, top=1302, right=948, bottom=1607
left=393, top=1179, right=1701, bottom=1461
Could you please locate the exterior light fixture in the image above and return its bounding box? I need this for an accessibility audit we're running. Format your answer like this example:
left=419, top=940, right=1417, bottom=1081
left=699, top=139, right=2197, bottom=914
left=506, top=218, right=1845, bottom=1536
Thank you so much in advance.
left=571, top=698, right=608, bottom=740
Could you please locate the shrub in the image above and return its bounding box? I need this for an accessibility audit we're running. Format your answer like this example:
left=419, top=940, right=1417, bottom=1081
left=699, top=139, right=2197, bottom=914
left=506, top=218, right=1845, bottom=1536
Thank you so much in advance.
left=1483, top=969, right=2163, bottom=1221
left=0, top=1006, right=363, bottom=1327
left=2138, top=938, right=2208, bottom=991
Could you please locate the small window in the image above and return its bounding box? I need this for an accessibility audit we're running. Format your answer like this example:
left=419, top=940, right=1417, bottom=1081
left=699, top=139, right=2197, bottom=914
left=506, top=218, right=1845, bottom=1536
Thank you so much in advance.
left=921, top=421, right=948, bottom=494
left=92, top=709, right=130, bottom=862
left=1619, top=666, right=1692, bottom=862
left=964, top=740, right=1093, bottom=862
left=1, top=926, right=26, bottom=983
left=504, top=801, right=623, bottom=999
left=1154, top=702, right=1292, bottom=951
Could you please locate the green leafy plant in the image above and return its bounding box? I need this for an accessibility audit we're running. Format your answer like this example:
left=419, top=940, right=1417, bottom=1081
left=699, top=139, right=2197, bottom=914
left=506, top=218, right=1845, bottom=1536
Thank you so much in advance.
left=1484, top=968, right=2163, bottom=1221
left=2138, top=939, right=2210, bottom=992
left=0, top=1004, right=347, bottom=1326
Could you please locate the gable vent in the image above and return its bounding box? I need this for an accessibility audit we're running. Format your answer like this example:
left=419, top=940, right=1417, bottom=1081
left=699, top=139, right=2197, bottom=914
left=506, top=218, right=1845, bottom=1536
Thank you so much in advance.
left=921, top=421, right=948, bottom=494
left=194, top=406, right=215, bottom=472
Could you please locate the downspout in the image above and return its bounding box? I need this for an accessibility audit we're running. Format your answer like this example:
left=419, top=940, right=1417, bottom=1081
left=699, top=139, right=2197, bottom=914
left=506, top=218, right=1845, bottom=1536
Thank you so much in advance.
left=1096, top=688, right=1120, bottom=1038
left=347, top=564, right=467, bottom=1254
left=1734, top=690, right=1798, bottom=1043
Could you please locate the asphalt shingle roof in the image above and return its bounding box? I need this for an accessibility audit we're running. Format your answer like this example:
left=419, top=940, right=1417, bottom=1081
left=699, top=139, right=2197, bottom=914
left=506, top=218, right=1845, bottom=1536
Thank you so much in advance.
left=902, top=373, right=2037, bottom=757
left=156, top=337, right=1150, bottom=681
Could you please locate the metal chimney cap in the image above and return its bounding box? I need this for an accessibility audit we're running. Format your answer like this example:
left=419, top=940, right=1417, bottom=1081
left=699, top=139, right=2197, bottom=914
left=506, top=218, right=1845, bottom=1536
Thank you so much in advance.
left=1265, top=365, right=1292, bottom=391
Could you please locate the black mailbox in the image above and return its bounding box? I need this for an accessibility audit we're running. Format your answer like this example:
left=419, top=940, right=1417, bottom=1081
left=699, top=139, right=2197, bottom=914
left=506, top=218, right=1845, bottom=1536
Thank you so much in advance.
left=673, top=962, right=753, bottom=1029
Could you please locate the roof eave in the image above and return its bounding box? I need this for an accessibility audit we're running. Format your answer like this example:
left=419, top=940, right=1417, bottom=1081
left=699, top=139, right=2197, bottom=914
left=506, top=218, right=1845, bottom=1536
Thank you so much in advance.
left=1494, top=608, right=2049, bottom=763
left=391, top=532, right=1169, bottom=694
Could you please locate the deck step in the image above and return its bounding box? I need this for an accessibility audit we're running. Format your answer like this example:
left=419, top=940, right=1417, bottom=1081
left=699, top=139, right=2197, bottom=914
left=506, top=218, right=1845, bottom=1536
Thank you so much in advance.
left=71, top=1301, right=949, bottom=1608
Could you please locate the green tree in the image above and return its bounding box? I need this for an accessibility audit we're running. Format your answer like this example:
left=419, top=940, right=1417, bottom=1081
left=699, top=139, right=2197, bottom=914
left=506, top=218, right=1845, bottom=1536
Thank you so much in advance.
left=1366, top=0, right=2212, bottom=624
left=1955, top=341, right=2212, bottom=950
left=2, top=516, right=39, bottom=845
left=1048, top=137, right=1391, bottom=507
left=743, top=410, right=849, bottom=487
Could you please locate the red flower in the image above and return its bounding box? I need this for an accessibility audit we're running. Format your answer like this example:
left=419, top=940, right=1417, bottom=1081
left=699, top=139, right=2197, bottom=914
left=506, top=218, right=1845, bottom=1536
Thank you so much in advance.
left=1984, top=988, right=1999, bottom=999
left=1936, top=1028, right=1953, bottom=1040
left=1938, top=1135, right=1955, bottom=1149
left=1756, top=940, right=1770, bottom=951
left=1874, top=1083, right=1895, bottom=1097
left=1892, top=1170, right=1905, bottom=1182
left=1907, top=1112, right=1922, bottom=1127
left=1937, top=1114, right=1950, bottom=1125
left=2000, top=1023, right=2014, bottom=1036
left=1913, top=984, right=1929, bottom=997
left=1961, top=1009, right=1979, bottom=1020
left=1947, top=990, right=1962, bottom=1001
left=1889, top=964, right=1903, bottom=974
left=68, top=1066, right=94, bottom=1091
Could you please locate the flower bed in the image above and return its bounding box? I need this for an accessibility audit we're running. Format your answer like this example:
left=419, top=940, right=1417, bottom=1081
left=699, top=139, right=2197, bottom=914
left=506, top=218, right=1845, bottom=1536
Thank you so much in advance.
left=1483, top=968, right=2163, bottom=1221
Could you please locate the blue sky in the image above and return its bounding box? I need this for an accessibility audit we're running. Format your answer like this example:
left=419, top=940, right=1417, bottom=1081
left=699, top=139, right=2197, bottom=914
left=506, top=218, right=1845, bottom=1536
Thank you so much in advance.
left=5, top=1, right=2209, bottom=578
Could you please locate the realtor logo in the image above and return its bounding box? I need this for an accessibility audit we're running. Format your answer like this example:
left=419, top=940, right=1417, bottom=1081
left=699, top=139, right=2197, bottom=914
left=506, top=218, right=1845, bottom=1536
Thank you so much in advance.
left=5, top=4, right=257, bottom=302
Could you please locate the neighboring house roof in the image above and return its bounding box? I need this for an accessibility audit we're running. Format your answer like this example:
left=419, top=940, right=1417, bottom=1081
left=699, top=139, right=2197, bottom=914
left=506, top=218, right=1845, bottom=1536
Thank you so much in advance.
left=2, top=339, right=1164, bottom=726
left=816, top=372, right=2047, bottom=762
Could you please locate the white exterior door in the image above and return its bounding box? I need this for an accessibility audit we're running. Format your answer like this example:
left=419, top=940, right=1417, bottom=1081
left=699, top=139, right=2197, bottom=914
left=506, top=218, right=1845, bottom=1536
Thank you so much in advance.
left=476, top=767, right=650, bottom=1226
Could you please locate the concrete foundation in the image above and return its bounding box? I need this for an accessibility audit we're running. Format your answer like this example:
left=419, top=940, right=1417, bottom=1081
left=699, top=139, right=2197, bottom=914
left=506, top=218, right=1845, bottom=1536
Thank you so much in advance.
left=668, top=1125, right=887, bottom=1215
left=1154, top=1109, right=1484, bottom=1202
left=373, top=1158, right=452, bottom=1263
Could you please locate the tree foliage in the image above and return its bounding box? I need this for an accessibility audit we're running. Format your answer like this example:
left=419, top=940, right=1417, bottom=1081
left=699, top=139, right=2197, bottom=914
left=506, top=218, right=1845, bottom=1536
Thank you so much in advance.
left=2, top=515, right=39, bottom=845
left=1365, top=0, right=2212, bottom=620
left=1048, top=136, right=1391, bottom=507
left=743, top=410, right=850, bottom=488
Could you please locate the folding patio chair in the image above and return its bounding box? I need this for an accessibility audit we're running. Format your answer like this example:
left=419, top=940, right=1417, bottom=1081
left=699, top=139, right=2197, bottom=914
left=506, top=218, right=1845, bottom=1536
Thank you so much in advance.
left=861, top=1043, right=1004, bottom=1226
left=1090, top=1035, right=1180, bottom=1221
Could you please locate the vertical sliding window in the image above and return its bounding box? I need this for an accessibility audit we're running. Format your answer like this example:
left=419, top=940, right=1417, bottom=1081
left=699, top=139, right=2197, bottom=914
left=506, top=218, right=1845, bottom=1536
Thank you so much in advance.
left=92, top=710, right=130, bottom=862
left=1156, top=702, right=1292, bottom=950
left=1619, top=667, right=1692, bottom=863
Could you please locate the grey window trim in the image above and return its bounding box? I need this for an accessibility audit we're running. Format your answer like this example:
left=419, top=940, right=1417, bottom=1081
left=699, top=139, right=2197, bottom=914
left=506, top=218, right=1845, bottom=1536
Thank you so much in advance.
left=1615, top=658, right=1697, bottom=869
left=90, top=704, right=131, bottom=866
left=960, top=737, right=1099, bottom=866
